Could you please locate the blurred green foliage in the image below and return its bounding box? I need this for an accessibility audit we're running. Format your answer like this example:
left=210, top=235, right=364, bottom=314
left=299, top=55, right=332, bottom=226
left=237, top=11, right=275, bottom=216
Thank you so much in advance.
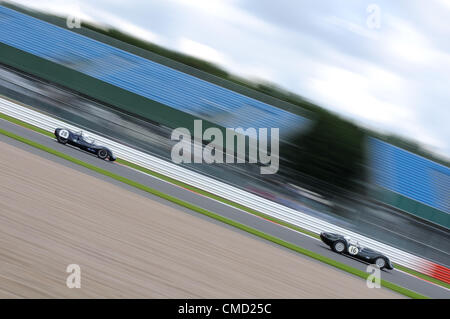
left=284, top=112, right=366, bottom=190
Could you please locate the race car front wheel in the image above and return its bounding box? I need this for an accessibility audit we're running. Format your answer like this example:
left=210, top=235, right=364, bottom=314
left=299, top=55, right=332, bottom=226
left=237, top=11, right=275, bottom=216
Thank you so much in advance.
left=97, top=149, right=108, bottom=160
left=375, top=257, right=386, bottom=269
left=332, top=241, right=346, bottom=253
left=57, top=136, right=67, bottom=144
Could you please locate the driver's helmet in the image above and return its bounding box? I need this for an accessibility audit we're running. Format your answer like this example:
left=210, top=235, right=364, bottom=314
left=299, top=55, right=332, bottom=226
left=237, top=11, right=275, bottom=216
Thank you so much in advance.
left=81, top=132, right=94, bottom=143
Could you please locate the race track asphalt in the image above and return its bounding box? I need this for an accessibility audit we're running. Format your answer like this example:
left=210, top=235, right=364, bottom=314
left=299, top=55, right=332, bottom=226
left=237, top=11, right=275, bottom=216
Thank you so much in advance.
left=0, top=117, right=448, bottom=298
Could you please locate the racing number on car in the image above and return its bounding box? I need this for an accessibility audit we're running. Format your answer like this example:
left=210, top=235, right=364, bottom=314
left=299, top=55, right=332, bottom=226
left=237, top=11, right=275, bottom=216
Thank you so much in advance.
left=348, top=245, right=359, bottom=255
left=59, top=129, right=69, bottom=139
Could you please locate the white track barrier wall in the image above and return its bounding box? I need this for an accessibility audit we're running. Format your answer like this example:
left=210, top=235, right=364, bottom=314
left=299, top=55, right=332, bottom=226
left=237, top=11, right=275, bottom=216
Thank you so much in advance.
left=1, top=97, right=449, bottom=283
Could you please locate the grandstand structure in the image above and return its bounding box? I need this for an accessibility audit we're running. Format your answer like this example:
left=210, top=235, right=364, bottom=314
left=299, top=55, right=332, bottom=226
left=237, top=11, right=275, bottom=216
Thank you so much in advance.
left=369, top=138, right=449, bottom=228
left=0, top=4, right=448, bottom=228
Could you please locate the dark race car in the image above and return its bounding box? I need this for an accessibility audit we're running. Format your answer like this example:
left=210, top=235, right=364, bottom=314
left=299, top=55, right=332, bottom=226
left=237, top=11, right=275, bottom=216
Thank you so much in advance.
left=320, top=232, right=394, bottom=270
left=54, top=128, right=116, bottom=161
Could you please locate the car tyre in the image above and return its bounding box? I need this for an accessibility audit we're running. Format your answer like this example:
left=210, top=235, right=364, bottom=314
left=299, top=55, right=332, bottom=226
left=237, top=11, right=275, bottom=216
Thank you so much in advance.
left=57, top=136, right=67, bottom=144
left=332, top=240, right=346, bottom=254
left=375, top=257, right=386, bottom=269
left=97, top=149, right=108, bottom=160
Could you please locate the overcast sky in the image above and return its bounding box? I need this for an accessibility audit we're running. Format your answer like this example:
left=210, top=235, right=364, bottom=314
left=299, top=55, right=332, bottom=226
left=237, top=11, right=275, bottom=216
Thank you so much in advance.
left=10, top=0, right=450, bottom=158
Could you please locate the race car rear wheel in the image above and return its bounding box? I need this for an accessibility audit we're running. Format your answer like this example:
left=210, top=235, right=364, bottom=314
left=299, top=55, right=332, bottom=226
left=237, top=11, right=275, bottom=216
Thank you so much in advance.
left=375, top=257, right=386, bottom=269
left=97, top=149, right=108, bottom=160
left=332, top=241, right=346, bottom=253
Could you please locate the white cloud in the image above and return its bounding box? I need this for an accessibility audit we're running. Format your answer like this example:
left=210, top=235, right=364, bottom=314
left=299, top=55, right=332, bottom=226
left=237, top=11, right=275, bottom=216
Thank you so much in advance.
left=385, top=17, right=434, bottom=65
left=436, top=0, right=450, bottom=11
left=307, top=65, right=413, bottom=125
left=325, top=16, right=381, bottom=40
left=87, top=9, right=160, bottom=43
left=9, top=0, right=94, bottom=22
left=306, top=60, right=448, bottom=153
left=178, top=38, right=228, bottom=65
left=233, top=65, right=278, bottom=83
left=168, top=0, right=280, bottom=36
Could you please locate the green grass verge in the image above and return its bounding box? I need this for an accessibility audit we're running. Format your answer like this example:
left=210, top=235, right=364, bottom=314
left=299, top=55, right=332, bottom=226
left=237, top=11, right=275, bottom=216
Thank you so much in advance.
left=1, top=107, right=448, bottom=290
left=0, top=126, right=429, bottom=299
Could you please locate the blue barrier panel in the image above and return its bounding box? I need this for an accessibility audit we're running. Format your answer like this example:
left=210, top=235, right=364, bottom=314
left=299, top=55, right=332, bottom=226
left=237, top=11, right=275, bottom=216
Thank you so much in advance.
left=369, top=137, right=450, bottom=214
